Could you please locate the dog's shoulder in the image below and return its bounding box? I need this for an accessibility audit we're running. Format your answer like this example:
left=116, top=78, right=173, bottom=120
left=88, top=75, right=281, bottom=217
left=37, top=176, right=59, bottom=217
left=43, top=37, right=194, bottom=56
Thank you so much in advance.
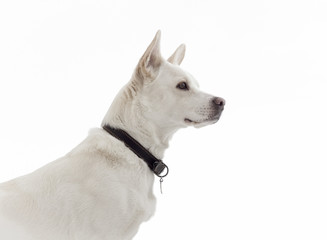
left=0, top=128, right=156, bottom=239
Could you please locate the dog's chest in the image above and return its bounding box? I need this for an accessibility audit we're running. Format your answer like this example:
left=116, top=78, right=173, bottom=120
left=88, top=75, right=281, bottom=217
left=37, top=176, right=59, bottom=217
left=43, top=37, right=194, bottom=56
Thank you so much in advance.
left=87, top=177, right=156, bottom=239
left=58, top=155, right=157, bottom=239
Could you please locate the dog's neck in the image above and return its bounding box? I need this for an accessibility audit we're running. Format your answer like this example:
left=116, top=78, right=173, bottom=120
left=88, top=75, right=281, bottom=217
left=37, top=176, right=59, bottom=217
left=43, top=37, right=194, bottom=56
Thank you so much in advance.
left=102, top=118, right=176, bottom=160
left=101, top=82, right=179, bottom=160
left=110, top=122, right=175, bottom=160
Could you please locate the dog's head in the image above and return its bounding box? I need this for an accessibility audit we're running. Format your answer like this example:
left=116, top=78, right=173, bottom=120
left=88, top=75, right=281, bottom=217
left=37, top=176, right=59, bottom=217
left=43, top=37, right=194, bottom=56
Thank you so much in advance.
left=132, top=30, right=225, bottom=129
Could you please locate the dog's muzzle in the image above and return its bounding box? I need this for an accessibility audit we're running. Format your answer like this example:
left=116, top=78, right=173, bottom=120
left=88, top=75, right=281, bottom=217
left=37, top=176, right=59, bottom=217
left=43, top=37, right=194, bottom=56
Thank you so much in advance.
left=184, top=96, right=225, bottom=126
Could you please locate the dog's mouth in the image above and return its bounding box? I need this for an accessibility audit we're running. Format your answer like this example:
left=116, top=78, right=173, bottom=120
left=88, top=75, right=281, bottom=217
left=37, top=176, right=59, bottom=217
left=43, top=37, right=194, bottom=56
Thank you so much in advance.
left=184, top=115, right=221, bottom=126
left=184, top=118, right=197, bottom=124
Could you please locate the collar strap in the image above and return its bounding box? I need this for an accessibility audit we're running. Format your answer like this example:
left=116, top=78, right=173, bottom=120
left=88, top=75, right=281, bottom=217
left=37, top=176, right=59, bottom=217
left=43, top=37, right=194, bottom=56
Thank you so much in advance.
left=102, top=125, right=169, bottom=178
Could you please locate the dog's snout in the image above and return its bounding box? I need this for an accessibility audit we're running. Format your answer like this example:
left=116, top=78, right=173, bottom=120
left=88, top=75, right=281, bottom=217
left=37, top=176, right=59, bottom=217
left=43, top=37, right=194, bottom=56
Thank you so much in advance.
left=212, top=97, right=225, bottom=107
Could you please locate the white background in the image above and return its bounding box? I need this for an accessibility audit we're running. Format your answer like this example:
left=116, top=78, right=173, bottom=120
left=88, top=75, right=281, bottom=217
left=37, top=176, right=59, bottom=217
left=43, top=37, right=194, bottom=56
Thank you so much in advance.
left=0, top=0, right=326, bottom=239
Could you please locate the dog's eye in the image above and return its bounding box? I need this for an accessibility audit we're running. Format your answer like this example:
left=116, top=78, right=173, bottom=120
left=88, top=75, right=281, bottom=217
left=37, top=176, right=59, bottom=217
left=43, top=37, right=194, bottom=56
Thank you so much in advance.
left=176, top=82, right=188, bottom=90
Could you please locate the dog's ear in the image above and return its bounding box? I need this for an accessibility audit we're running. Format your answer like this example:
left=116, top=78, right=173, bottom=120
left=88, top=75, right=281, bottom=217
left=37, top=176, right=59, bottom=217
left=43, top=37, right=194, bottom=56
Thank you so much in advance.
left=135, top=30, right=163, bottom=81
left=167, top=44, right=186, bottom=65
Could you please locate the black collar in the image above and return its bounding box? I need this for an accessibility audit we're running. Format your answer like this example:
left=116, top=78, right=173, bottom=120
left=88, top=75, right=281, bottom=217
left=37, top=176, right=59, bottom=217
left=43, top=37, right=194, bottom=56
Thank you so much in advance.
left=102, top=125, right=169, bottom=178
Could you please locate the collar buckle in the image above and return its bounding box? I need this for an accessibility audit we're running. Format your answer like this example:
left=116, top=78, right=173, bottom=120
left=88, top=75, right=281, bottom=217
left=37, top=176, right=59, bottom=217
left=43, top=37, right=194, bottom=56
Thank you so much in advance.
left=153, top=160, right=169, bottom=178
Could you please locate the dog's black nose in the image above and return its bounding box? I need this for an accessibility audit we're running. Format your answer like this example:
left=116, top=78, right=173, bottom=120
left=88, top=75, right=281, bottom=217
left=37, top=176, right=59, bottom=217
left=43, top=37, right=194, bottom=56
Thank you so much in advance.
left=212, top=97, right=225, bottom=107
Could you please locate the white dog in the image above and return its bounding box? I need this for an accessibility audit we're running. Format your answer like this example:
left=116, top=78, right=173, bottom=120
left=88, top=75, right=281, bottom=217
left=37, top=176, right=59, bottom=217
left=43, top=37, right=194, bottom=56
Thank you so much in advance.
left=0, top=31, right=225, bottom=239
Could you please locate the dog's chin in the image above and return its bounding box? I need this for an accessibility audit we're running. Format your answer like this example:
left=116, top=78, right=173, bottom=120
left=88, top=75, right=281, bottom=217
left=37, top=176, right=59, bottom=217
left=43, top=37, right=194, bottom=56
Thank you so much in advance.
left=184, top=116, right=220, bottom=128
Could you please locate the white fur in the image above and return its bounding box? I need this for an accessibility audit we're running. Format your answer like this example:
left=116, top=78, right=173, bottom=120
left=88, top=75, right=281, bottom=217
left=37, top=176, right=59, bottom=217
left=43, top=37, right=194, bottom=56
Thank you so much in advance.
left=0, top=31, right=224, bottom=239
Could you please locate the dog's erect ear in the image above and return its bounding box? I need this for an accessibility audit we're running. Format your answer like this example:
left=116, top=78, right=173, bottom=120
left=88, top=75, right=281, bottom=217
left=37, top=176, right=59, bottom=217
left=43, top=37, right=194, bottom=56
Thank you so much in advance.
left=135, top=30, right=163, bottom=81
left=167, top=44, right=186, bottom=65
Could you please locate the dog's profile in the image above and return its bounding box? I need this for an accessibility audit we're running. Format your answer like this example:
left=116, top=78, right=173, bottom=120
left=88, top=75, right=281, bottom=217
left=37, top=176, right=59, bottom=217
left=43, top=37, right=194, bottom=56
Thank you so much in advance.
left=0, top=31, right=225, bottom=240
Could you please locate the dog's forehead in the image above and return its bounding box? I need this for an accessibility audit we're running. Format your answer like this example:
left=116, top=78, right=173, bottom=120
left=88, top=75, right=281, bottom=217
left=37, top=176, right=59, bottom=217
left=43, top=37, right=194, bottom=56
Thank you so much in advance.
left=185, top=72, right=200, bottom=88
left=159, top=63, right=200, bottom=88
left=176, top=69, right=200, bottom=88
